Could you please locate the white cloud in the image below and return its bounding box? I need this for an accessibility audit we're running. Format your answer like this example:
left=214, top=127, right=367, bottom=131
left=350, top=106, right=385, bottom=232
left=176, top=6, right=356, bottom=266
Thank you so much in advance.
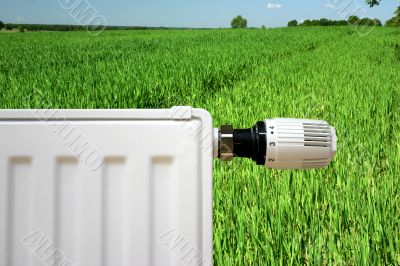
left=324, top=3, right=336, bottom=9
left=266, top=3, right=283, bottom=9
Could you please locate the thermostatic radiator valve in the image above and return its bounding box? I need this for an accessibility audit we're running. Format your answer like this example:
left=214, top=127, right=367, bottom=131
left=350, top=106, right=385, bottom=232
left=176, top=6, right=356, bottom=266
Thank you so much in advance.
left=217, top=119, right=337, bottom=169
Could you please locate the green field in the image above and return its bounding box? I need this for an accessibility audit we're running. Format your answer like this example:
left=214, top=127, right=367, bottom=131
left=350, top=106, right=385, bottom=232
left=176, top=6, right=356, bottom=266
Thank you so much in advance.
left=1, top=27, right=400, bottom=265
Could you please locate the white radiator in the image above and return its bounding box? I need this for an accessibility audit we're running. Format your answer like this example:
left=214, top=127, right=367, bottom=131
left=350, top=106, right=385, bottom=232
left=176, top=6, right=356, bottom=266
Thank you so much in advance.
left=0, top=107, right=213, bottom=266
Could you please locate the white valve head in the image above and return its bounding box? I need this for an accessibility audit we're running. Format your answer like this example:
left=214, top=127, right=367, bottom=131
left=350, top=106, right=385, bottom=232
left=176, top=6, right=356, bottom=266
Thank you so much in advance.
left=264, top=118, right=337, bottom=169
left=218, top=118, right=337, bottom=170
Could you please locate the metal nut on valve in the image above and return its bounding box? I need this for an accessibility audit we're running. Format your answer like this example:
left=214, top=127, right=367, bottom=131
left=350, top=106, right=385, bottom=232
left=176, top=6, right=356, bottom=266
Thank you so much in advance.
left=219, top=125, right=234, bottom=161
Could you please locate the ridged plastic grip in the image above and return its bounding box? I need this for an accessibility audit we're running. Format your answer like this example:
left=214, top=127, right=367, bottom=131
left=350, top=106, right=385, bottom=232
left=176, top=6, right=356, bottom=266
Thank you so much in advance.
left=264, top=119, right=337, bottom=169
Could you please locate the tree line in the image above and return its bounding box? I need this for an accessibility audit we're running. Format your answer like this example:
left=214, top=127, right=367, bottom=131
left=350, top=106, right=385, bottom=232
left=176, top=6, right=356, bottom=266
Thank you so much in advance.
left=287, top=16, right=384, bottom=27
left=0, top=22, right=192, bottom=32
left=288, top=2, right=400, bottom=28
left=230, top=1, right=399, bottom=29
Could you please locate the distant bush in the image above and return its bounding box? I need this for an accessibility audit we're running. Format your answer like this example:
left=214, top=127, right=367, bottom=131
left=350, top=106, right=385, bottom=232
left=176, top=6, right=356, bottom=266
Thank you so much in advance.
left=354, top=17, right=382, bottom=26
left=300, top=18, right=347, bottom=26
left=0, top=21, right=4, bottom=30
left=294, top=17, right=380, bottom=27
left=385, top=17, right=400, bottom=27
left=288, top=20, right=298, bottom=27
left=373, top=18, right=382, bottom=26
left=358, top=17, right=382, bottom=26
left=0, top=23, right=178, bottom=32
left=396, top=5, right=400, bottom=19
left=385, top=6, right=400, bottom=27
left=231, top=15, right=248, bottom=29
left=348, top=16, right=360, bottom=26
left=18, top=26, right=24, bottom=33
left=349, top=16, right=381, bottom=26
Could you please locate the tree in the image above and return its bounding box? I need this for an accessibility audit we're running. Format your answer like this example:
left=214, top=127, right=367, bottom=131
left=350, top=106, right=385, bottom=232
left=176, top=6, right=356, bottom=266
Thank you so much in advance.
left=384, top=5, right=400, bottom=27
left=366, top=0, right=381, bottom=7
left=373, top=18, right=382, bottom=26
left=0, top=21, right=4, bottom=30
left=367, top=0, right=399, bottom=22
left=395, top=6, right=400, bottom=20
left=231, top=15, right=247, bottom=29
left=385, top=17, right=399, bottom=26
left=287, top=20, right=298, bottom=27
left=359, top=18, right=374, bottom=26
left=319, top=18, right=330, bottom=26
left=366, top=1, right=400, bottom=27
left=348, top=16, right=360, bottom=25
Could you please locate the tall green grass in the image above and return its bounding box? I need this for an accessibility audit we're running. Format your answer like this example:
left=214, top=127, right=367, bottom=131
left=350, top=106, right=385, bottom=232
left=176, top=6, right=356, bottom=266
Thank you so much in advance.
left=1, top=27, right=399, bottom=265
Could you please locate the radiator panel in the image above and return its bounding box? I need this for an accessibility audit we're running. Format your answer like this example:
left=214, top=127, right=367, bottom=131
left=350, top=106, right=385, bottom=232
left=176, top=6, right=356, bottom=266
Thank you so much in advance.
left=0, top=108, right=213, bottom=266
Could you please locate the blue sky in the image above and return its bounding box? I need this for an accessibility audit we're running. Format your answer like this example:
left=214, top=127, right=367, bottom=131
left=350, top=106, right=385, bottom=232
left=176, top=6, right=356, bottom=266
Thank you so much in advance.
left=0, top=0, right=398, bottom=28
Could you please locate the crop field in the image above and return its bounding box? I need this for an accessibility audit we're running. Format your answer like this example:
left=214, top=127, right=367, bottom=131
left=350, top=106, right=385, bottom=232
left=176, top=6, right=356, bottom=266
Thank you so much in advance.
left=1, top=27, right=400, bottom=265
